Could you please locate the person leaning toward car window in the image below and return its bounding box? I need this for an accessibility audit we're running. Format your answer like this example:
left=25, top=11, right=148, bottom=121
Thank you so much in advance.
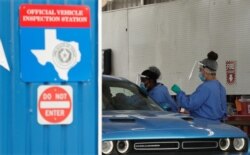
left=139, top=66, right=178, bottom=112
left=171, top=51, right=227, bottom=121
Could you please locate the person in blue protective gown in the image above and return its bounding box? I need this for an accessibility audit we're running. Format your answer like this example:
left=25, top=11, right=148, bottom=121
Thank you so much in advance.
left=171, top=51, right=227, bottom=121
left=140, top=66, right=178, bottom=112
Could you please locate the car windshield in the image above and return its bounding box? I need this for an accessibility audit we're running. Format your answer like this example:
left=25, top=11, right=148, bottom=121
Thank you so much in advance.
left=103, top=78, right=163, bottom=111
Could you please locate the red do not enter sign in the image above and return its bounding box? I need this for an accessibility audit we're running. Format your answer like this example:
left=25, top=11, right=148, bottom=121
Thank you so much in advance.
left=38, top=85, right=73, bottom=125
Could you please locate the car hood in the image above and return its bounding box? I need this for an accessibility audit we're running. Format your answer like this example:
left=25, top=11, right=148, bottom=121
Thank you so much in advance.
left=103, top=110, right=247, bottom=140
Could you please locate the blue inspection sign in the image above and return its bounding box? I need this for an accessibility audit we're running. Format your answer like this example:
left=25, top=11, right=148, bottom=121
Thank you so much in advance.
left=20, top=4, right=92, bottom=82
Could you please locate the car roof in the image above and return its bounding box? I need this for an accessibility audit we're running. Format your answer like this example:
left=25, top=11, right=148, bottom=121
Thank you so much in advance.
left=102, top=75, right=130, bottom=83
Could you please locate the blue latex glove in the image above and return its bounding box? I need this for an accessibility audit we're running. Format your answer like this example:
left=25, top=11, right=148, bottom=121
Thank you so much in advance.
left=171, top=84, right=181, bottom=94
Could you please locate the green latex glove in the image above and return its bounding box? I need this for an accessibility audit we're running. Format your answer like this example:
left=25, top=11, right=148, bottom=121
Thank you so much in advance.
left=171, top=84, right=181, bottom=94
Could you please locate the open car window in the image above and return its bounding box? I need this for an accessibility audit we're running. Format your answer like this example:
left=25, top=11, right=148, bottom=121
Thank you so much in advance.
left=103, top=79, right=163, bottom=111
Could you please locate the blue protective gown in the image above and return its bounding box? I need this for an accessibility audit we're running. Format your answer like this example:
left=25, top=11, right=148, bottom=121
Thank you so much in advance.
left=176, top=80, right=227, bottom=121
left=148, top=83, right=178, bottom=112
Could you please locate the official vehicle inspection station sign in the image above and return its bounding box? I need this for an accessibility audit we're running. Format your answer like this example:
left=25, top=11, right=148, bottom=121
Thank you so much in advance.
left=38, top=85, right=73, bottom=125
left=19, top=4, right=91, bottom=82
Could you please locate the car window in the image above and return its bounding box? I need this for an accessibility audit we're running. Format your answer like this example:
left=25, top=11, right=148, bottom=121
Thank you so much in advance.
left=103, top=79, right=163, bottom=111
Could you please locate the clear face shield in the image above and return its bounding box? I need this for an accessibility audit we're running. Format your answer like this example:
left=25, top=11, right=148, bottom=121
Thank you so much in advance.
left=136, top=74, right=150, bottom=94
left=188, top=61, right=216, bottom=82
left=187, top=61, right=215, bottom=81
left=136, top=74, right=148, bottom=85
left=188, top=61, right=204, bottom=80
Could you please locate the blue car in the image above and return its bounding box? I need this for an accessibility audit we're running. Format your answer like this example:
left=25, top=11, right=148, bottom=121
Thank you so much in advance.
left=102, top=75, right=250, bottom=155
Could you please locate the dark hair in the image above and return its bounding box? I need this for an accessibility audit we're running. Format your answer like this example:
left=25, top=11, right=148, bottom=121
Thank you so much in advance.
left=207, top=51, right=218, bottom=61
left=141, top=70, right=158, bottom=80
